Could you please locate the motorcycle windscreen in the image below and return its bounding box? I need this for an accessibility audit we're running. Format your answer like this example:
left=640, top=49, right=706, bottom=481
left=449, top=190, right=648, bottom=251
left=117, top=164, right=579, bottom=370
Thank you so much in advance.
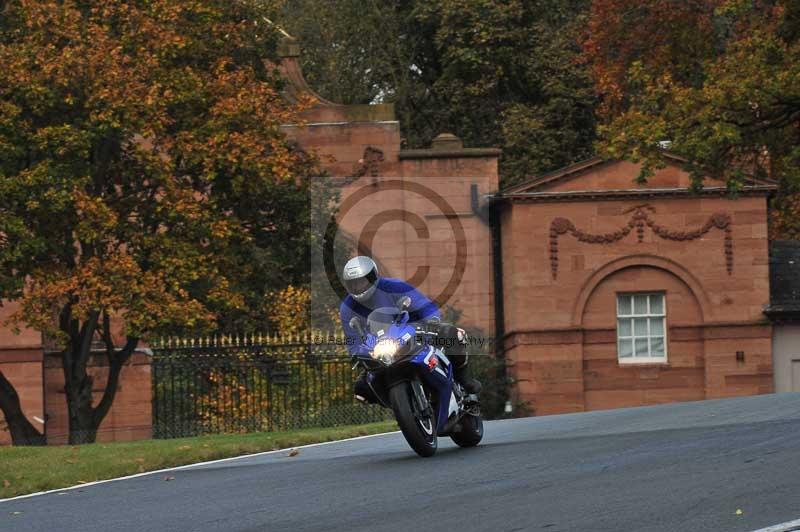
left=367, top=307, right=403, bottom=335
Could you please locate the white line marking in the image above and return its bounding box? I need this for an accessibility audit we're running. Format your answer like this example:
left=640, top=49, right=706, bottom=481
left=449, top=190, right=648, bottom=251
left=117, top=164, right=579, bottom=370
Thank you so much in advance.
left=750, top=518, right=800, bottom=532
left=0, top=430, right=399, bottom=504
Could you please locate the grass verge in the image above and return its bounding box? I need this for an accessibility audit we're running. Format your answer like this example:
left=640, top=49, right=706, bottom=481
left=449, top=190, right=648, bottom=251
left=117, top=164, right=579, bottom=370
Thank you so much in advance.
left=0, top=421, right=397, bottom=499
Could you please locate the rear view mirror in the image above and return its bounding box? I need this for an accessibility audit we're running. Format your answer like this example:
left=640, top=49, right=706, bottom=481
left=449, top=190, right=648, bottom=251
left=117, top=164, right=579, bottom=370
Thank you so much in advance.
left=398, top=311, right=410, bottom=326
left=349, top=317, right=365, bottom=335
left=397, top=296, right=412, bottom=310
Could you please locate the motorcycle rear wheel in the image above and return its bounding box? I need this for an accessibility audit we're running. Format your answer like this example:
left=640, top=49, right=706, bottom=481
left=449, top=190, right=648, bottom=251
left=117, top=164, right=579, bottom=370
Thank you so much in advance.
left=389, top=383, right=437, bottom=457
left=450, top=413, right=483, bottom=447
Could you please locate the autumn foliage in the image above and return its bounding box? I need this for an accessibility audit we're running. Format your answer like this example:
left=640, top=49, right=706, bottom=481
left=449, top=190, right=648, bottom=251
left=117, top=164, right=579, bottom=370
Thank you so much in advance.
left=0, top=0, right=320, bottom=444
left=582, top=0, right=720, bottom=118
left=584, top=0, right=800, bottom=237
left=193, top=359, right=354, bottom=434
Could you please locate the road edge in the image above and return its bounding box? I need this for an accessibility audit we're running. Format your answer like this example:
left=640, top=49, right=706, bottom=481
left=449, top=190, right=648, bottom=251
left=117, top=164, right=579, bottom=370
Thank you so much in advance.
left=0, top=429, right=400, bottom=504
left=750, top=518, right=800, bottom=532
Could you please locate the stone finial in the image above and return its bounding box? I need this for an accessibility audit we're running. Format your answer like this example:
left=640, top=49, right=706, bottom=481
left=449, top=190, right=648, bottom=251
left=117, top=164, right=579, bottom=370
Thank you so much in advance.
left=431, top=133, right=463, bottom=151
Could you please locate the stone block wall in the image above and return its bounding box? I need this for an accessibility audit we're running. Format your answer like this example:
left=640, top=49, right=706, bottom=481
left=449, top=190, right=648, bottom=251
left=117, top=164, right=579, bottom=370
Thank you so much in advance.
left=0, top=299, right=152, bottom=446
left=0, top=351, right=45, bottom=445
left=43, top=351, right=152, bottom=445
left=0, top=301, right=45, bottom=445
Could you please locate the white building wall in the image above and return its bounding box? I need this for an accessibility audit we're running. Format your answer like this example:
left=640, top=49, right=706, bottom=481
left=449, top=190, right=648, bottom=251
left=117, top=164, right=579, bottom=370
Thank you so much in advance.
left=773, top=324, right=800, bottom=392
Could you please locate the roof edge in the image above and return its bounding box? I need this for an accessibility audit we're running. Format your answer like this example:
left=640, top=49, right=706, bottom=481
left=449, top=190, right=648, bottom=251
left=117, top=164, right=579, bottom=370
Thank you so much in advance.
left=503, top=152, right=778, bottom=194
left=493, top=185, right=777, bottom=203
left=503, top=156, right=606, bottom=194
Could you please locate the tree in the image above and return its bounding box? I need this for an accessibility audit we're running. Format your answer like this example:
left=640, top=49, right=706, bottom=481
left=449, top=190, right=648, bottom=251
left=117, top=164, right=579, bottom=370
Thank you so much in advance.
left=585, top=0, right=800, bottom=238
left=582, top=0, right=720, bottom=118
left=280, top=0, right=414, bottom=106
left=280, top=0, right=597, bottom=186
left=0, top=0, right=322, bottom=444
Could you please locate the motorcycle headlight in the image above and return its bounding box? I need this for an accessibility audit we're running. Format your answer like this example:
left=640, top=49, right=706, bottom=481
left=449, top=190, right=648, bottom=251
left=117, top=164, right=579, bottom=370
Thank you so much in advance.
left=371, top=339, right=399, bottom=364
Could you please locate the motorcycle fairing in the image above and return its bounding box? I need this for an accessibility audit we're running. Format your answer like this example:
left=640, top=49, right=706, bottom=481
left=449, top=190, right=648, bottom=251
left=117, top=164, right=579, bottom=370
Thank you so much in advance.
left=412, top=345, right=457, bottom=432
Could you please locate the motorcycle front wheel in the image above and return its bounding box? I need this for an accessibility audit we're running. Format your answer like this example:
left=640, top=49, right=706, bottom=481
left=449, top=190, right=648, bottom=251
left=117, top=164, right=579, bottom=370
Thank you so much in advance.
left=389, top=383, right=437, bottom=457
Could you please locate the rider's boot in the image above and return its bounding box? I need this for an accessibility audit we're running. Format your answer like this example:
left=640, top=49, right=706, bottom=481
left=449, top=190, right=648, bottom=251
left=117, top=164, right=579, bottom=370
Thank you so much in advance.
left=454, top=362, right=481, bottom=395
left=440, top=323, right=482, bottom=395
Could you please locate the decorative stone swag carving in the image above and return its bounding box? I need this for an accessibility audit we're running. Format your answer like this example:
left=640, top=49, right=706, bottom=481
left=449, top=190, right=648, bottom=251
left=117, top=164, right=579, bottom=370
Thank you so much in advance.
left=548, top=206, right=733, bottom=279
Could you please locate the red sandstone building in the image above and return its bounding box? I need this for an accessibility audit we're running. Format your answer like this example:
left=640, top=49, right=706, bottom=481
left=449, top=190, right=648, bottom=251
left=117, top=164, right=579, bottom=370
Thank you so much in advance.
left=495, top=157, right=781, bottom=414
left=1, top=37, right=798, bottom=443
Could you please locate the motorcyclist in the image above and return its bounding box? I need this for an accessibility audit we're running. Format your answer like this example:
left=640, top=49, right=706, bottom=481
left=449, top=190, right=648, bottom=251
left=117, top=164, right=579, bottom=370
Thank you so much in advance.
left=339, top=256, right=481, bottom=403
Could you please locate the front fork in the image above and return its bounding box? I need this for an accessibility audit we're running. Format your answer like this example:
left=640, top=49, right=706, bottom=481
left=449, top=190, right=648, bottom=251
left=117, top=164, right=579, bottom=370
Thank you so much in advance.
left=409, top=378, right=433, bottom=419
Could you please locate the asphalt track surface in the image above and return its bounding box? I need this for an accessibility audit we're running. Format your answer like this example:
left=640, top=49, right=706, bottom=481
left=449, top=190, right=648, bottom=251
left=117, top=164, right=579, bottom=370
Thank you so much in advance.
left=3, top=393, right=800, bottom=532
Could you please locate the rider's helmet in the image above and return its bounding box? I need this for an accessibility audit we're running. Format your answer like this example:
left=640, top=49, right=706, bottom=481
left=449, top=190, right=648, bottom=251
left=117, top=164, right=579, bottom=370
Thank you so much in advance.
left=342, top=256, right=380, bottom=302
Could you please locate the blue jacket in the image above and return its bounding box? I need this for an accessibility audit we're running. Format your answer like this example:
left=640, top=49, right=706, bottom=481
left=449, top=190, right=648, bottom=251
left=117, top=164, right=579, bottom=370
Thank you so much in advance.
left=339, top=277, right=440, bottom=357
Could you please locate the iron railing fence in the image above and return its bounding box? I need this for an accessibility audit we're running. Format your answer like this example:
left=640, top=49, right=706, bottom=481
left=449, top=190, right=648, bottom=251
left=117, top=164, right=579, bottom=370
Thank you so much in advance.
left=151, top=337, right=392, bottom=439
left=151, top=333, right=511, bottom=439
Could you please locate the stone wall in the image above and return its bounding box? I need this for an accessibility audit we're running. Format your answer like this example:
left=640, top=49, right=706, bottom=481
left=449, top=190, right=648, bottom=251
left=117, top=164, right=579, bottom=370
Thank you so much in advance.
left=0, top=301, right=45, bottom=444
left=0, top=351, right=44, bottom=445
left=43, top=351, right=152, bottom=445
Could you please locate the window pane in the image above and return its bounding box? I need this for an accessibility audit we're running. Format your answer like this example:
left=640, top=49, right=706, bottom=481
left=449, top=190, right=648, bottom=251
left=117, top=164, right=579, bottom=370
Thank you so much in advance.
left=650, top=337, right=665, bottom=357
left=634, top=318, right=648, bottom=336
left=650, top=295, right=664, bottom=314
left=633, top=295, right=648, bottom=315
left=618, top=318, right=632, bottom=337
left=618, top=295, right=632, bottom=315
left=635, top=338, right=649, bottom=356
left=650, top=317, right=664, bottom=335
left=618, top=339, right=633, bottom=358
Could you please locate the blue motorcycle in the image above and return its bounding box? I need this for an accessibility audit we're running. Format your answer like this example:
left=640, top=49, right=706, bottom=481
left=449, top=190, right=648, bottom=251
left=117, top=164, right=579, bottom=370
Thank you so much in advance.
left=349, top=297, right=483, bottom=457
